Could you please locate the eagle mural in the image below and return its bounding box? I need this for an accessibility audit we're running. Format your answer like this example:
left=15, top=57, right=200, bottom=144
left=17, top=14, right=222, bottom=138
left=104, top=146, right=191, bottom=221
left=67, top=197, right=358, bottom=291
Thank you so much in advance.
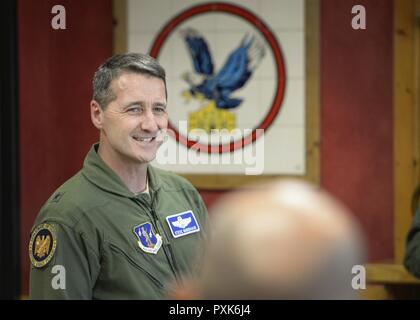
left=180, top=28, right=265, bottom=133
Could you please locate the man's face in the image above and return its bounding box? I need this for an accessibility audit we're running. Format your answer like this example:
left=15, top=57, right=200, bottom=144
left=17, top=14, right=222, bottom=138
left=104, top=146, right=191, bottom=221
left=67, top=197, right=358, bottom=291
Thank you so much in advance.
left=98, top=72, right=168, bottom=165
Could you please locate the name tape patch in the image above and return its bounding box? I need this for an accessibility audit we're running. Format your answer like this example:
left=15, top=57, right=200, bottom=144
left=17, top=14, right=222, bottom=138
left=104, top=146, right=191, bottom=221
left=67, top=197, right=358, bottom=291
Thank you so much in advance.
left=166, top=210, right=200, bottom=238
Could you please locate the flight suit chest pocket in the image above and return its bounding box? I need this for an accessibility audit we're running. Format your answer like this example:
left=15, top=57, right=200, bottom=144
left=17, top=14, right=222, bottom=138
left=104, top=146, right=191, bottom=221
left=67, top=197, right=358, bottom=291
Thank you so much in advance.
left=111, top=223, right=169, bottom=268
left=110, top=220, right=175, bottom=272
left=107, top=242, right=165, bottom=290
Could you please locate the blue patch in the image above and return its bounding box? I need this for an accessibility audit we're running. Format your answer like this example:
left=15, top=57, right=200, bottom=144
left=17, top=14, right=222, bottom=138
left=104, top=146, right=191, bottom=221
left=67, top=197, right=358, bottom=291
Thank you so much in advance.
left=133, top=222, right=162, bottom=254
left=166, top=210, right=200, bottom=238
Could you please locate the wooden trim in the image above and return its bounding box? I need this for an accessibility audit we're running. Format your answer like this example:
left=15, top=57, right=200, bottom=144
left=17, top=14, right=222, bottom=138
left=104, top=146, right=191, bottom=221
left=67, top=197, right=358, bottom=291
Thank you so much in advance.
left=113, top=0, right=127, bottom=54
left=182, top=0, right=321, bottom=189
left=363, top=264, right=420, bottom=299
left=413, top=2, right=420, bottom=217
left=179, top=174, right=304, bottom=190
left=359, top=285, right=392, bottom=300
left=394, top=0, right=418, bottom=262
left=415, top=2, right=420, bottom=189
left=304, top=0, right=321, bottom=186
left=366, top=263, right=420, bottom=284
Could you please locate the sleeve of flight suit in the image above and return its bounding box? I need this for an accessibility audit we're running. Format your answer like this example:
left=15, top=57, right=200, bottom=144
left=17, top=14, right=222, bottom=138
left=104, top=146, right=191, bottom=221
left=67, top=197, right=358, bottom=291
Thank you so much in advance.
left=404, top=208, right=420, bottom=277
left=29, top=222, right=101, bottom=299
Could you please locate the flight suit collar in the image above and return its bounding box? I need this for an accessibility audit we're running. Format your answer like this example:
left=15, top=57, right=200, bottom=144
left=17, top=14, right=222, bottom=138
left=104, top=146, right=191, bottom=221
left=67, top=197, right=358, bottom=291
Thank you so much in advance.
left=82, top=143, right=161, bottom=198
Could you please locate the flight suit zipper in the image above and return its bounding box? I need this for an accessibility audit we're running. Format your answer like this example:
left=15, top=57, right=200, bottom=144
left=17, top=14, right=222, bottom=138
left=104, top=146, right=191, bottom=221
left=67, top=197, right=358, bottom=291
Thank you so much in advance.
left=150, top=194, right=182, bottom=280
left=150, top=206, right=181, bottom=278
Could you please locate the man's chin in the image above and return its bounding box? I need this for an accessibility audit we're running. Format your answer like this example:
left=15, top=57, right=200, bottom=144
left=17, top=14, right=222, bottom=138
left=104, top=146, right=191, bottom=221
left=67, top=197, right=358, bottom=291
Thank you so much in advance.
left=136, top=153, right=157, bottom=164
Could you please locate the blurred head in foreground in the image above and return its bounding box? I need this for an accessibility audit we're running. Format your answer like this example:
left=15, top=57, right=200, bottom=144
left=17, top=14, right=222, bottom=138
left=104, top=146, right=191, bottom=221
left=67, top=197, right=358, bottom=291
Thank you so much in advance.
left=182, top=179, right=366, bottom=300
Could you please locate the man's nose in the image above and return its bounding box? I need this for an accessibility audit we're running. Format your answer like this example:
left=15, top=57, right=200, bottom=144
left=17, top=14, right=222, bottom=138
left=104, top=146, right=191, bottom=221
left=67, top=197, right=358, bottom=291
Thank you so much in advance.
left=140, top=110, right=159, bottom=132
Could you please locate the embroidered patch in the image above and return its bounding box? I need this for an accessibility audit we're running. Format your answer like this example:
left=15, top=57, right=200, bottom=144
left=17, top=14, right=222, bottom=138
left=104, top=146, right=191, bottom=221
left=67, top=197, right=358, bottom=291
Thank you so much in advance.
left=29, top=223, right=57, bottom=268
left=133, top=222, right=162, bottom=254
left=166, top=210, right=200, bottom=238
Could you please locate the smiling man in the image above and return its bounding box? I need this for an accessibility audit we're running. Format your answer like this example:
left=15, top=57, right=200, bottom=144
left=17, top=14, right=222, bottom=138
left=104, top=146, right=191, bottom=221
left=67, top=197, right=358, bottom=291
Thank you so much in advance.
left=29, top=53, right=209, bottom=299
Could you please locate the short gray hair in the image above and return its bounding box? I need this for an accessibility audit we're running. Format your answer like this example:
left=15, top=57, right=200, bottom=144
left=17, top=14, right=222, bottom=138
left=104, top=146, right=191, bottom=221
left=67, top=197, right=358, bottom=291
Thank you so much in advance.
left=92, top=53, right=166, bottom=109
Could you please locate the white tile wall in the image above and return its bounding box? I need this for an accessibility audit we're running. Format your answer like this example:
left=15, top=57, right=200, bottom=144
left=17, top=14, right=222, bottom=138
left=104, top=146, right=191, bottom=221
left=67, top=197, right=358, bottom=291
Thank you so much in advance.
left=274, top=31, right=305, bottom=78
left=257, top=126, right=305, bottom=174
left=260, top=0, right=304, bottom=30
left=128, top=0, right=172, bottom=33
left=265, top=79, right=305, bottom=127
left=128, top=33, right=153, bottom=53
left=153, top=126, right=304, bottom=175
left=256, top=43, right=281, bottom=79
left=234, top=78, right=275, bottom=128
left=170, top=0, right=217, bottom=14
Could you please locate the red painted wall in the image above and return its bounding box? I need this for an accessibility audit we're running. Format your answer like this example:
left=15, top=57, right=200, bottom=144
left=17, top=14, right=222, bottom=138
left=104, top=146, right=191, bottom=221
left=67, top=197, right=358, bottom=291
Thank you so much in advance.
left=321, top=0, right=394, bottom=261
left=18, top=0, right=113, bottom=294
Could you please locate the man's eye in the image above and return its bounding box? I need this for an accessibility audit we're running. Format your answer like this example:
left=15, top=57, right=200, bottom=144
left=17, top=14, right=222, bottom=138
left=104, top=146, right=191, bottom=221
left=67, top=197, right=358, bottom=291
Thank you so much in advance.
left=127, top=107, right=140, bottom=113
left=154, top=107, right=166, bottom=113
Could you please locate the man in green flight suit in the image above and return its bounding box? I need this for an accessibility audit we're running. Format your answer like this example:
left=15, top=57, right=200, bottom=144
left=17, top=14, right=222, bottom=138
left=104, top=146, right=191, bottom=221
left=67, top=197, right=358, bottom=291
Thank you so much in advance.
left=404, top=207, right=420, bottom=277
left=29, top=53, right=210, bottom=299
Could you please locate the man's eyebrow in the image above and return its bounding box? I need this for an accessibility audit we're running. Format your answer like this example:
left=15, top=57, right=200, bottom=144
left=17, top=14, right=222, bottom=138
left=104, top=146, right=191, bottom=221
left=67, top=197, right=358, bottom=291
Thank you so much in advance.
left=154, top=102, right=167, bottom=108
left=122, top=101, right=167, bottom=109
left=122, top=101, right=142, bottom=109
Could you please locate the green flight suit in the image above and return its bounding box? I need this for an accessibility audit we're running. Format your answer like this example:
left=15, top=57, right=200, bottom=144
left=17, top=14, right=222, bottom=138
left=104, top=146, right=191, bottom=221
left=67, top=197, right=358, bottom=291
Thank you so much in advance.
left=29, top=143, right=209, bottom=299
left=405, top=208, right=420, bottom=277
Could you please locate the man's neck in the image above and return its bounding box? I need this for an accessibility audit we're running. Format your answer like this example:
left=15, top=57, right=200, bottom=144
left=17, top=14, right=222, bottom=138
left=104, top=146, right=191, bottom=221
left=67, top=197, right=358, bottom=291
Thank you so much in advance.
left=97, top=142, right=148, bottom=194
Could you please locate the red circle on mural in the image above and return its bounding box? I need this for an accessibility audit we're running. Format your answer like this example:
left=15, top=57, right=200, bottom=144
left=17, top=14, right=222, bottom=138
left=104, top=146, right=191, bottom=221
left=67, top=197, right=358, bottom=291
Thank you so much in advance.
left=150, top=2, right=285, bottom=153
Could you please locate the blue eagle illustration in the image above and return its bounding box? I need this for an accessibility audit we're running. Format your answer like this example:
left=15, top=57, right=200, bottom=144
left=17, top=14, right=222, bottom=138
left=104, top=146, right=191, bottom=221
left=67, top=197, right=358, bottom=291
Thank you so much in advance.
left=181, top=28, right=265, bottom=109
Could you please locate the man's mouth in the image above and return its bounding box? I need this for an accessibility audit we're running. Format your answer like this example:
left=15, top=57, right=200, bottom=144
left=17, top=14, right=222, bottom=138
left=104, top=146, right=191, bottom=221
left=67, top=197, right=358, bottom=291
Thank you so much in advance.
left=132, top=135, right=156, bottom=143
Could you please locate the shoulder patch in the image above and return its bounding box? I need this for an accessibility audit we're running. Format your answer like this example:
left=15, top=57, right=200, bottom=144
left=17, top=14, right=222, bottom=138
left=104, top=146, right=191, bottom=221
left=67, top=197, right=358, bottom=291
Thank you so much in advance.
left=29, top=223, right=57, bottom=268
left=133, top=222, right=162, bottom=254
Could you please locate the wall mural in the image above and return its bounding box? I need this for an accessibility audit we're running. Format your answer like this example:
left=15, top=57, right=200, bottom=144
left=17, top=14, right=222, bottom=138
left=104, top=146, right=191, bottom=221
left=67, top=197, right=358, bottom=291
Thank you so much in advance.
left=128, top=0, right=305, bottom=175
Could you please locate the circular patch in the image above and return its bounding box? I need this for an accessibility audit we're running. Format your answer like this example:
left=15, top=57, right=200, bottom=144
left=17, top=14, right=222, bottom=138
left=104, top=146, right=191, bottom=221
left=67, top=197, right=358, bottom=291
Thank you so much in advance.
left=29, top=223, right=57, bottom=268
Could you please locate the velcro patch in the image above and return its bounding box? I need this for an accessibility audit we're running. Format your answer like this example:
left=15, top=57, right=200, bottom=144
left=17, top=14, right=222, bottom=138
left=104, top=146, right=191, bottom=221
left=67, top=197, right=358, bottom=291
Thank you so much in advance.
left=133, top=222, right=162, bottom=254
left=29, top=223, right=57, bottom=268
left=166, top=210, right=200, bottom=238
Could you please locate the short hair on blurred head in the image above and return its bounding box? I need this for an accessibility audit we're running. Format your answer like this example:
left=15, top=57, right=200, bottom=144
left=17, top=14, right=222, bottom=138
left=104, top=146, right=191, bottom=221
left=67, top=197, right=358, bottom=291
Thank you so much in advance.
left=192, top=179, right=366, bottom=300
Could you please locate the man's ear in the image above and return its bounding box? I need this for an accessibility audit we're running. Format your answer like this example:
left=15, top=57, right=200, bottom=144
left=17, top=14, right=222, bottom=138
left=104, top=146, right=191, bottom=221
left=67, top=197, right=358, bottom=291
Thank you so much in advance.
left=90, top=100, right=104, bottom=130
